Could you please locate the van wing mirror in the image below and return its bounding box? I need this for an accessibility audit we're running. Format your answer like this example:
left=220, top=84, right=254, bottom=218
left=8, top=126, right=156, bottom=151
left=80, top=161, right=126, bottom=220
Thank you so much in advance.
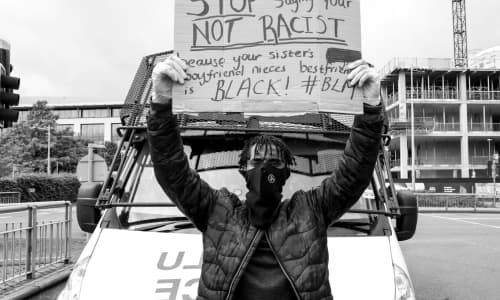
left=395, top=190, right=418, bottom=241
left=76, top=182, right=103, bottom=233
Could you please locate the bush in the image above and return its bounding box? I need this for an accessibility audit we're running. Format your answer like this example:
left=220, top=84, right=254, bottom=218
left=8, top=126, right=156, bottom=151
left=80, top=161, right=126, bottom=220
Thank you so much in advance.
left=0, top=173, right=81, bottom=203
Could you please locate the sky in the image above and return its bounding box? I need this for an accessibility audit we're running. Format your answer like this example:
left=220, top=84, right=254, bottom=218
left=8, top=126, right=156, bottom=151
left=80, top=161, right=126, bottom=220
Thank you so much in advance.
left=0, top=0, right=499, bottom=103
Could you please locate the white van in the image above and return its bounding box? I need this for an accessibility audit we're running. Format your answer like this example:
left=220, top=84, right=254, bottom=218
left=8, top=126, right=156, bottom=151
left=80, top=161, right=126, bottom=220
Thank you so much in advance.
left=58, top=52, right=418, bottom=300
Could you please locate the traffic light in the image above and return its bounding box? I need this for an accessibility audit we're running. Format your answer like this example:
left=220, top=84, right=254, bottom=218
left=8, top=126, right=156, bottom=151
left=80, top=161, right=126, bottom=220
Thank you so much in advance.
left=0, top=38, right=20, bottom=128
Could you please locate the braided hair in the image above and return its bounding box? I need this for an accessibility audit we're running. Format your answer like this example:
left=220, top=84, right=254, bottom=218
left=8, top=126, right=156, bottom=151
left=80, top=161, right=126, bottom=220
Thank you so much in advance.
left=238, top=135, right=295, bottom=171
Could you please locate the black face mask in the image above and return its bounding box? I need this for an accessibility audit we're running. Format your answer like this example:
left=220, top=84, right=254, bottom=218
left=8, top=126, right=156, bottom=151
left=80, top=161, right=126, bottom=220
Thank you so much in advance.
left=244, top=164, right=289, bottom=228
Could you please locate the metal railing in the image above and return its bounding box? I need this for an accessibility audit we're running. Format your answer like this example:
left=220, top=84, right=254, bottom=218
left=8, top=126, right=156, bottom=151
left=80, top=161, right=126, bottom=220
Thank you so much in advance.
left=391, top=157, right=493, bottom=167
left=468, top=123, right=500, bottom=132
left=468, top=91, right=500, bottom=101
left=0, top=192, right=21, bottom=205
left=470, top=156, right=490, bottom=165
left=434, top=122, right=461, bottom=131
left=386, top=93, right=398, bottom=106
left=389, top=118, right=436, bottom=135
left=390, top=158, right=461, bottom=167
left=380, top=57, right=456, bottom=76
left=0, top=201, right=72, bottom=285
left=416, top=193, right=494, bottom=210
left=407, top=88, right=459, bottom=100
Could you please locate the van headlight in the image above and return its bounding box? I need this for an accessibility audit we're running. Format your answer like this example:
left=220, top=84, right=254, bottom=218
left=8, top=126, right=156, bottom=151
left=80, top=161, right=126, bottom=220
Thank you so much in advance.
left=57, top=256, right=91, bottom=300
left=394, top=264, right=415, bottom=300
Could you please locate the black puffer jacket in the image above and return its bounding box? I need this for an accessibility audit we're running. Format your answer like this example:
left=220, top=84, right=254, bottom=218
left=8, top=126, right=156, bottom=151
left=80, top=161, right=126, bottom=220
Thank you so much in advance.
left=147, top=103, right=384, bottom=300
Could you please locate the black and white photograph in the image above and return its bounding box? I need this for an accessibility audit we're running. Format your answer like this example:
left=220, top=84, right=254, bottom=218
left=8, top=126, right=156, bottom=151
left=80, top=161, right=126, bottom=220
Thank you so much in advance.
left=1, top=1, right=499, bottom=299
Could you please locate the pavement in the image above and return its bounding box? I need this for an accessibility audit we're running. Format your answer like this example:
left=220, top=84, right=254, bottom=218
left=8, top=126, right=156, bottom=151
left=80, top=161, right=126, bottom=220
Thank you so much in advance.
left=1, top=266, right=73, bottom=300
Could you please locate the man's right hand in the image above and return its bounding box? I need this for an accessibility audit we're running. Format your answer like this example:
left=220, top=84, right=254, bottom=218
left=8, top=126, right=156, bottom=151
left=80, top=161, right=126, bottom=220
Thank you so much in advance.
left=151, top=54, right=188, bottom=104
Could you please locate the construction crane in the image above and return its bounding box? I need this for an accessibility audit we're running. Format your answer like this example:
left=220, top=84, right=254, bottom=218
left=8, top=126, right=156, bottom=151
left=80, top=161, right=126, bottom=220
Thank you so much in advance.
left=452, top=0, right=468, bottom=67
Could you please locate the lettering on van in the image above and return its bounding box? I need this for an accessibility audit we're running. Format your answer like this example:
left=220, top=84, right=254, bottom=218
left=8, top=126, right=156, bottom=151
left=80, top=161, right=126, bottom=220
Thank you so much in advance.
left=155, top=251, right=202, bottom=300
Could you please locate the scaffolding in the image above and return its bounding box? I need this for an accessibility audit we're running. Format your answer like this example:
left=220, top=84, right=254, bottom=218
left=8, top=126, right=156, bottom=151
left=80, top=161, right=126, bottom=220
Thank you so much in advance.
left=452, top=0, right=468, bottom=68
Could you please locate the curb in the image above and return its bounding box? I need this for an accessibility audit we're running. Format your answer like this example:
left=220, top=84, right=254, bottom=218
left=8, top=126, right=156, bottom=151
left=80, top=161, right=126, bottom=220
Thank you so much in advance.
left=2, top=265, right=73, bottom=300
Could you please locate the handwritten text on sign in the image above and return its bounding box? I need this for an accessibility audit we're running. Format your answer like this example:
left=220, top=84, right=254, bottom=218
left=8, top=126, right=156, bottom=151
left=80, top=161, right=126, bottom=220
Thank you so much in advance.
left=174, top=0, right=362, bottom=114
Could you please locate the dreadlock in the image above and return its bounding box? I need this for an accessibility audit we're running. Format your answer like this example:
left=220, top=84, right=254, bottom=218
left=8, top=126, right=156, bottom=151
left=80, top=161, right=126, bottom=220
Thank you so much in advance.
left=238, top=135, right=295, bottom=171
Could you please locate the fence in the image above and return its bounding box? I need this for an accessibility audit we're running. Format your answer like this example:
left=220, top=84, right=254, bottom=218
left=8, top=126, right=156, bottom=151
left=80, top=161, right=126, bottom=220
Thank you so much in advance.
left=416, top=193, right=496, bottom=211
left=0, top=192, right=21, bottom=205
left=0, top=201, right=72, bottom=286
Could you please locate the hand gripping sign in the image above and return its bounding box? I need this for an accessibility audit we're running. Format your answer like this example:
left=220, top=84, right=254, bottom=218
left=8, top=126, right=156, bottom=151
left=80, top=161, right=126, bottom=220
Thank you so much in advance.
left=174, top=0, right=363, bottom=114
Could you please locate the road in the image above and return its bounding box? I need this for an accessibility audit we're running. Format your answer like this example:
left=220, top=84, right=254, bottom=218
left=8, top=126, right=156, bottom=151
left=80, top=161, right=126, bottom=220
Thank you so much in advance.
left=3, top=208, right=500, bottom=299
left=400, top=213, right=500, bottom=300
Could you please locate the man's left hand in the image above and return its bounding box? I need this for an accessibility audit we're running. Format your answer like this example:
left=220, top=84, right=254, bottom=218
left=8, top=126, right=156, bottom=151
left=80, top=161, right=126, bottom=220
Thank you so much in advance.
left=347, top=60, right=381, bottom=106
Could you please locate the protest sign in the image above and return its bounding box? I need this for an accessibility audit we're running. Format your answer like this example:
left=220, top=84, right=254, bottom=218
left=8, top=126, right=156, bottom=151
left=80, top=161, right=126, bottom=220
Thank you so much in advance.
left=174, top=0, right=363, bottom=114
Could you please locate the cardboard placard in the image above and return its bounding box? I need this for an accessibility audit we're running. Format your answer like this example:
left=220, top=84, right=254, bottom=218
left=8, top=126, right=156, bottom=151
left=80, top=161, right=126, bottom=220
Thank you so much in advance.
left=174, top=0, right=363, bottom=114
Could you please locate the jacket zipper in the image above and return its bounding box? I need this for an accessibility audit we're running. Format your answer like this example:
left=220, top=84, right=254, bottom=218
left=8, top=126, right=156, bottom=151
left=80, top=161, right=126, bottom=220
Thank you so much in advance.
left=225, top=230, right=263, bottom=300
left=265, top=231, right=302, bottom=300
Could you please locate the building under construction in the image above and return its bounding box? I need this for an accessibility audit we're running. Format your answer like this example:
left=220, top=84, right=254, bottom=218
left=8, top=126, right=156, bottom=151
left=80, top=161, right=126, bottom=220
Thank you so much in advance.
left=380, top=57, right=500, bottom=193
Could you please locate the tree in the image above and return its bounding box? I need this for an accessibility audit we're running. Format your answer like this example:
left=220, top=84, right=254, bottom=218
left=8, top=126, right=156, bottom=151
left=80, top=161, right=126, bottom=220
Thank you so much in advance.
left=0, top=101, right=91, bottom=177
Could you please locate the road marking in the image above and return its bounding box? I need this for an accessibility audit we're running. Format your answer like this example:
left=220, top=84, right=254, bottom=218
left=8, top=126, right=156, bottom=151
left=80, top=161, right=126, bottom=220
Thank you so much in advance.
left=454, top=217, right=500, bottom=220
left=425, top=215, right=500, bottom=229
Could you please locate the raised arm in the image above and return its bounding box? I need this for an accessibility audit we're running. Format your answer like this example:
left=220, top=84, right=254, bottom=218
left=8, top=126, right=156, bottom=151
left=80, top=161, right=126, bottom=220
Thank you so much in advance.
left=147, top=55, right=217, bottom=231
left=309, top=60, right=385, bottom=225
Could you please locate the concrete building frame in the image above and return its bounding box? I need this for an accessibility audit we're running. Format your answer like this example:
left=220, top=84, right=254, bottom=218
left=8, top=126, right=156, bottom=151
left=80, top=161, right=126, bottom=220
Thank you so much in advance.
left=380, top=58, right=500, bottom=193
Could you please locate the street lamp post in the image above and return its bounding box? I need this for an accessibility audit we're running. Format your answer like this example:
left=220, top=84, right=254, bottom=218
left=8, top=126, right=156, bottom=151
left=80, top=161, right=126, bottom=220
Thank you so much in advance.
left=47, top=124, right=51, bottom=175
left=410, top=68, right=416, bottom=192
left=487, top=138, right=492, bottom=160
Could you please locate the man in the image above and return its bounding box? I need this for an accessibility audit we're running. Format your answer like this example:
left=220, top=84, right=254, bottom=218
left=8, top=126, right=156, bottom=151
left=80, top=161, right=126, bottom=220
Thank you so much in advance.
left=147, top=55, right=384, bottom=300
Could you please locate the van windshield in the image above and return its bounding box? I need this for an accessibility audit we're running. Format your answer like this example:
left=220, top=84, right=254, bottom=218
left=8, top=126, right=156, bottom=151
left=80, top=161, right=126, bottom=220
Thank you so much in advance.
left=123, top=141, right=380, bottom=236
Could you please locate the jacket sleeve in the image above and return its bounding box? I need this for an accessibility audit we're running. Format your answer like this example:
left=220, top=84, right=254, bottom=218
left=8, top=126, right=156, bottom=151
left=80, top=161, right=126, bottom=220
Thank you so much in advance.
left=147, top=102, right=217, bottom=231
left=309, top=103, right=385, bottom=225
